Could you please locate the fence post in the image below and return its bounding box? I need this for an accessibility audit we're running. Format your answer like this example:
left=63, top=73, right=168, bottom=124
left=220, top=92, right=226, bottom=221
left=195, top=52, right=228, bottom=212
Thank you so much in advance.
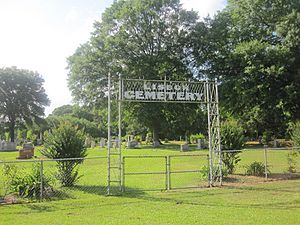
left=264, top=145, right=268, bottom=180
left=40, top=160, right=44, bottom=200
left=207, top=154, right=210, bottom=187
left=121, top=156, right=125, bottom=192
left=166, top=156, right=171, bottom=190
left=165, top=156, right=168, bottom=190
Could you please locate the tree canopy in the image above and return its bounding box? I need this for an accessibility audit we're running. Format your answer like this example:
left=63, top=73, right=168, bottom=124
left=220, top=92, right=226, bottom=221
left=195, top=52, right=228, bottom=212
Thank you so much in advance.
left=67, top=0, right=300, bottom=140
left=67, top=0, right=205, bottom=141
left=0, top=67, right=50, bottom=142
left=192, top=0, right=300, bottom=137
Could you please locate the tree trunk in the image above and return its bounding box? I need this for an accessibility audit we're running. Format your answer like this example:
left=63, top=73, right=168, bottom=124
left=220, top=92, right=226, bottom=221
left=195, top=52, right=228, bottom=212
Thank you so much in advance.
left=153, top=127, right=160, bottom=143
left=9, top=120, right=15, bottom=142
left=152, top=126, right=162, bottom=147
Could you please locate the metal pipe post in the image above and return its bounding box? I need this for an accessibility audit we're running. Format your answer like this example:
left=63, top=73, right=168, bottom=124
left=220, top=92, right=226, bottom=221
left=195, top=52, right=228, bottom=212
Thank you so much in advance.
left=118, top=77, right=122, bottom=191
left=206, top=81, right=213, bottom=187
left=40, top=160, right=44, bottom=200
left=107, top=73, right=111, bottom=195
left=264, top=146, right=268, bottom=180
left=207, top=154, right=210, bottom=187
left=215, top=79, right=222, bottom=185
left=122, top=156, right=125, bottom=192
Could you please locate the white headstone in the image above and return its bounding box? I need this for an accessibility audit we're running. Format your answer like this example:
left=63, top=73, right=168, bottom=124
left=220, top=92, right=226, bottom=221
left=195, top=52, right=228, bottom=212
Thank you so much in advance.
left=273, top=139, right=278, bottom=148
left=99, top=138, right=106, bottom=148
left=196, top=139, right=202, bottom=150
left=180, top=143, right=189, bottom=152
left=127, top=140, right=138, bottom=149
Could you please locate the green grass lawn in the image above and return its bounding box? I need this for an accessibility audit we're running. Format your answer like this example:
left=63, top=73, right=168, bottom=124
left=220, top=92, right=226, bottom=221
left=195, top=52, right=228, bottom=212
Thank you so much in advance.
left=1, top=144, right=300, bottom=224
left=1, top=180, right=299, bottom=225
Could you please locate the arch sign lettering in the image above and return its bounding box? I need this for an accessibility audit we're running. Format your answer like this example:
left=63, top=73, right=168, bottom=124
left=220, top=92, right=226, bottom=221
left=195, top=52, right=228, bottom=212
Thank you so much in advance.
left=121, top=79, right=206, bottom=103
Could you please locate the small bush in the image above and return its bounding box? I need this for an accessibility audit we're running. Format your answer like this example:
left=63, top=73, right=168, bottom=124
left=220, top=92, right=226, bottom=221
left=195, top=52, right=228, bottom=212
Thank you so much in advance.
left=221, top=118, right=245, bottom=174
left=287, top=122, right=300, bottom=172
left=3, top=163, right=53, bottom=199
left=200, top=165, right=228, bottom=180
left=42, top=122, right=86, bottom=187
left=135, top=135, right=142, bottom=143
left=290, top=121, right=300, bottom=146
left=262, top=131, right=273, bottom=145
left=190, top=133, right=205, bottom=144
left=245, top=161, right=268, bottom=176
left=145, top=133, right=153, bottom=144
left=222, top=151, right=241, bottom=174
left=287, top=150, right=298, bottom=173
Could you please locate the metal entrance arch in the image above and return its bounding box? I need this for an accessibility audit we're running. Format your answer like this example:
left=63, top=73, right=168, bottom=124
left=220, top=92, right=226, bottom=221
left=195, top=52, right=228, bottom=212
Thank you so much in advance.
left=107, top=75, right=221, bottom=194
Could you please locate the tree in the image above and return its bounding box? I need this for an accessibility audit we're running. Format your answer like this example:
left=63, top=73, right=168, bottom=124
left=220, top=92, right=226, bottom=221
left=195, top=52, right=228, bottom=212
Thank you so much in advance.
left=0, top=67, right=50, bottom=142
left=48, top=104, right=107, bottom=138
left=42, top=122, right=87, bottom=186
left=67, top=0, right=203, bottom=142
left=192, top=0, right=300, bottom=137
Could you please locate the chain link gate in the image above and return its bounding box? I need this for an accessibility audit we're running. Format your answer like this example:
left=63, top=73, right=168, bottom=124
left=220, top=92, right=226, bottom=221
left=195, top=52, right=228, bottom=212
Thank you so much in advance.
left=122, top=154, right=209, bottom=191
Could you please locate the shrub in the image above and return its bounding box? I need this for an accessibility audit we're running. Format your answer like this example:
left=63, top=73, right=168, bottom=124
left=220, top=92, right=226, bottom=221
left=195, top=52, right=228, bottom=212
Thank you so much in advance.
left=221, top=152, right=241, bottom=174
left=221, top=118, right=245, bottom=174
left=245, top=161, right=268, bottom=176
left=190, top=133, right=205, bottom=144
left=3, top=163, right=53, bottom=199
left=41, top=122, right=87, bottom=187
left=290, top=121, right=300, bottom=146
left=200, top=165, right=228, bottom=180
left=135, top=135, right=142, bottom=143
left=287, top=122, right=300, bottom=172
left=287, top=150, right=298, bottom=173
left=262, top=131, right=273, bottom=145
left=145, top=133, right=153, bottom=144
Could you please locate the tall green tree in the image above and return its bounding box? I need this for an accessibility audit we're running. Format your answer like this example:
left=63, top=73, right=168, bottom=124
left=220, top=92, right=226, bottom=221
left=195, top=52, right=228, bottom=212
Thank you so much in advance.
left=48, top=104, right=107, bottom=138
left=67, top=0, right=203, bottom=141
left=0, top=67, right=50, bottom=142
left=192, top=0, right=300, bottom=137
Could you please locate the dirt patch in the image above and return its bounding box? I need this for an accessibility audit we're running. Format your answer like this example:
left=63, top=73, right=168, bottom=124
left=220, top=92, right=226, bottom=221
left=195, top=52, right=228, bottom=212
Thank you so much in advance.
left=222, top=173, right=300, bottom=187
left=0, top=195, right=19, bottom=205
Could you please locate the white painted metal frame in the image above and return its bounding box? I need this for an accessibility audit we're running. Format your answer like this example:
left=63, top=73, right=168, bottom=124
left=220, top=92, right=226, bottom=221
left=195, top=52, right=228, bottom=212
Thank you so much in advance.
left=107, top=76, right=222, bottom=194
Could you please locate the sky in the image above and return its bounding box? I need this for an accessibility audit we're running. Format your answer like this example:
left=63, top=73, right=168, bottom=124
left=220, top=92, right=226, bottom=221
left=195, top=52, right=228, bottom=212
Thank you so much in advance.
left=0, top=0, right=226, bottom=115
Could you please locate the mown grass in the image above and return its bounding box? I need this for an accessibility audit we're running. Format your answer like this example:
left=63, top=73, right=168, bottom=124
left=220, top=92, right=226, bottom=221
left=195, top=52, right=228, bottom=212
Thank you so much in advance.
left=1, top=144, right=300, bottom=225
left=1, top=179, right=299, bottom=225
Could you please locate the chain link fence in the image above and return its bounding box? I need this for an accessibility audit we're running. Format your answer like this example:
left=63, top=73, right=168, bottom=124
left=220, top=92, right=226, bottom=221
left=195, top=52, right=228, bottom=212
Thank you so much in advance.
left=0, top=157, right=107, bottom=203
left=1, top=147, right=299, bottom=203
left=222, top=147, right=300, bottom=183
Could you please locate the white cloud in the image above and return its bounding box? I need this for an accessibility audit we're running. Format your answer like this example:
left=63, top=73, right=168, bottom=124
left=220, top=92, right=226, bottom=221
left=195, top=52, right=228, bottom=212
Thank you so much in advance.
left=0, top=0, right=227, bottom=116
left=181, top=0, right=226, bottom=18
left=65, top=7, right=80, bottom=23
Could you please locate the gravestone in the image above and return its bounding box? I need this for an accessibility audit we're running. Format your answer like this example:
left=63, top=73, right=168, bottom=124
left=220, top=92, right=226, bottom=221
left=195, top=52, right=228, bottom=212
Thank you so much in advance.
left=153, top=140, right=160, bottom=148
left=0, top=140, right=5, bottom=151
left=127, top=140, right=138, bottom=149
left=127, top=135, right=138, bottom=149
left=273, top=139, right=278, bottom=148
left=17, top=143, right=34, bottom=159
left=180, top=143, right=189, bottom=152
left=99, top=138, right=106, bottom=148
left=196, top=139, right=202, bottom=150
left=0, top=141, right=16, bottom=152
